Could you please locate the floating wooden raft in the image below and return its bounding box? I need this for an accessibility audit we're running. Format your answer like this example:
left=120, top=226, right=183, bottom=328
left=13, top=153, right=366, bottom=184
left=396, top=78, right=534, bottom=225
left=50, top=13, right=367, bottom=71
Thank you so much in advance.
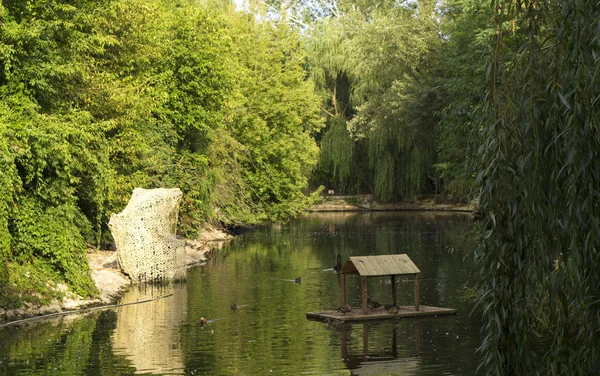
left=306, top=305, right=456, bottom=323
left=308, top=254, right=456, bottom=322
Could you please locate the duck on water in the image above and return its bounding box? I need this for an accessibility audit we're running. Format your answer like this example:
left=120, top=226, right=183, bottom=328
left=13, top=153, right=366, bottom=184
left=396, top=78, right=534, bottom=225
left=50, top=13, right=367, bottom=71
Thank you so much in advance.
left=333, top=254, right=342, bottom=273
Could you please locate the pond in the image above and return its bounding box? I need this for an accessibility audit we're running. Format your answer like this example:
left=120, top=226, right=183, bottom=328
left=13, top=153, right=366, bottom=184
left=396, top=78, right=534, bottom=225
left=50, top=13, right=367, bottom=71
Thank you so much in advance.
left=0, top=211, right=481, bottom=375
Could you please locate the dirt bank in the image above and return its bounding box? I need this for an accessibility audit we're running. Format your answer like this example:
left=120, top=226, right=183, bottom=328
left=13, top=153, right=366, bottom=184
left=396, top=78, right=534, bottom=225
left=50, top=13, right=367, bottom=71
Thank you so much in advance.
left=0, top=226, right=231, bottom=326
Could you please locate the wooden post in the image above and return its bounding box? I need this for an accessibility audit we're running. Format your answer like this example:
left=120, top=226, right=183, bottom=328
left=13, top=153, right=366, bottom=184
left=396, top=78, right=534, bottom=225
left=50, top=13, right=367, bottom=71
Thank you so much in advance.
left=363, top=323, right=369, bottom=357
left=415, top=320, right=421, bottom=356
left=340, top=273, right=346, bottom=307
left=340, top=325, right=349, bottom=361
left=391, top=275, right=397, bottom=307
left=414, top=273, right=420, bottom=311
left=361, top=276, right=368, bottom=314
left=392, top=324, right=398, bottom=357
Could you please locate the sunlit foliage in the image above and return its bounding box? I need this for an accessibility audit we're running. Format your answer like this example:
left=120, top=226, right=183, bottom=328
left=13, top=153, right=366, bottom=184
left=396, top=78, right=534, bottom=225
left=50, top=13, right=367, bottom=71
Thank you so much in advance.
left=0, top=0, right=323, bottom=305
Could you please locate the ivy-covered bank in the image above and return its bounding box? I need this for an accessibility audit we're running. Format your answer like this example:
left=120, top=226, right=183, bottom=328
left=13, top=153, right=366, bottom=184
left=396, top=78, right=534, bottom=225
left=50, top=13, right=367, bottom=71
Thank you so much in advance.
left=0, top=1, right=323, bottom=309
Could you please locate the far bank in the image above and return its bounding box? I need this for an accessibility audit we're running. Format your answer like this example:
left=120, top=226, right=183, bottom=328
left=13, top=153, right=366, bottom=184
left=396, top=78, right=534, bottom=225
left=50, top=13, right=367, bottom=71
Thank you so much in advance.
left=309, top=194, right=473, bottom=213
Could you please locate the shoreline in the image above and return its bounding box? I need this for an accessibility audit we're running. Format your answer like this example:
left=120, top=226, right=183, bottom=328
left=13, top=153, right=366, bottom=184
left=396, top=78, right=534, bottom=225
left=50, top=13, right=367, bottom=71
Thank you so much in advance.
left=309, top=194, right=474, bottom=213
left=0, top=226, right=231, bottom=327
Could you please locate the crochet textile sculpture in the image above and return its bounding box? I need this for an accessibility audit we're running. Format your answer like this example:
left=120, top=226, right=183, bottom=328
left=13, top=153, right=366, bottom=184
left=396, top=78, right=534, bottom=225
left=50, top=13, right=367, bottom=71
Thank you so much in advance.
left=109, top=188, right=186, bottom=283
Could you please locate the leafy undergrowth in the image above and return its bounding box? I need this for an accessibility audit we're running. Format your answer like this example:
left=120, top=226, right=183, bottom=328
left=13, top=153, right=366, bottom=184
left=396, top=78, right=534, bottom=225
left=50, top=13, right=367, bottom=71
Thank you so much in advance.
left=0, top=260, right=94, bottom=310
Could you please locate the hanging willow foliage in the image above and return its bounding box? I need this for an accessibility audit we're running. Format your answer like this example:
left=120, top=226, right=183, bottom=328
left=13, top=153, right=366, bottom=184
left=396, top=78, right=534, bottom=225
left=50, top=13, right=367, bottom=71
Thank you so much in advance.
left=317, top=116, right=357, bottom=191
left=311, top=1, right=442, bottom=200
left=476, top=0, right=600, bottom=374
left=366, top=115, right=433, bottom=201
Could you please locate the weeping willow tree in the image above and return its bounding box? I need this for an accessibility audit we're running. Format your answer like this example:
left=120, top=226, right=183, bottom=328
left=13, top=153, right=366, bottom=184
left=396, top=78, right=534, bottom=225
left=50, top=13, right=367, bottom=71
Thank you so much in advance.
left=308, top=0, right=443, bottom=200
left=317, top=116, right=358, bottom=191
left=306, top=15, right=368, bottom=194
left=347, top=1, right=441, bottom=200
left=476, top=0, right=600, bottom=374
left=305, top=16, right=354, bottom=118
left=367, top=115, right=435, bottom=201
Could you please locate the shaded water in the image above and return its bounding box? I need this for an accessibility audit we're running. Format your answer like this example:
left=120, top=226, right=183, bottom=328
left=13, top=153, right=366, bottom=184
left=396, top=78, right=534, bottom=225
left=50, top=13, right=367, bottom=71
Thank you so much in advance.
left=0, top=211, right=481, bottom=375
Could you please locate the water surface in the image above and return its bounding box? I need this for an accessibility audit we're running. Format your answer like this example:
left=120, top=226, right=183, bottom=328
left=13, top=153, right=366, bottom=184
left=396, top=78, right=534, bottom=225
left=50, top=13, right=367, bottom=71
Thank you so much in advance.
left=0, top=211, right=480, bottom=375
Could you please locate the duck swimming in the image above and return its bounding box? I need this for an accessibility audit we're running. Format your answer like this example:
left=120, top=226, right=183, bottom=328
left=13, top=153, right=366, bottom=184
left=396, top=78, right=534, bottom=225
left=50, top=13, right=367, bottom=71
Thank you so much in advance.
left=199, top=317, right=208, bottom=327
left=231, top=303, right=238, bottom=311
left=333, top=254, right=342, bottom=274
left=295, top=277, right=302, bottom=284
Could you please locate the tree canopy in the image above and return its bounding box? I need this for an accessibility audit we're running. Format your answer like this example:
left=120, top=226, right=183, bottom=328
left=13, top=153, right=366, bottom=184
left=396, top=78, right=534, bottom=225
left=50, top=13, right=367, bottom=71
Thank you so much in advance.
left=1, top=0, right=599, bottom=372
left=0, top=0, right=323, bottom=306
left=305, top=0, right=445, bottom=200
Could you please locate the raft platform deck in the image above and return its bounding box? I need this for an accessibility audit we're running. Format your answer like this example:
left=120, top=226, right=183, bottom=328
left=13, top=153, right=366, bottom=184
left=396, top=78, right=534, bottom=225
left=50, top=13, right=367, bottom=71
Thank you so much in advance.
left=306, top=305, right=456, bottom=323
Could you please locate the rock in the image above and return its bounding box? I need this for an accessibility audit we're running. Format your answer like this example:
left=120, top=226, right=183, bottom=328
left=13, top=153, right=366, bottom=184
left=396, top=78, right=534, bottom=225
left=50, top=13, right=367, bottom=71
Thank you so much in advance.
left=91, top=269, right=130, bottom=302
left=197, top=225, right=232, bottom=242
left=40, top=304, right=63, bottom=315
left=184, top=240, right=208, bottom=266
left=5, top=309, right=24, bottom=321
left=62, top=299, right=99, bottom=311
left=61, top=299, right=81, bottom=311
left=102, top=259, right=119, bottom=269
left=99, top=251, right=119, bottom=269
left=109, top=188, right=186, bottom=283
left=184, top=249, right=208, bottom=266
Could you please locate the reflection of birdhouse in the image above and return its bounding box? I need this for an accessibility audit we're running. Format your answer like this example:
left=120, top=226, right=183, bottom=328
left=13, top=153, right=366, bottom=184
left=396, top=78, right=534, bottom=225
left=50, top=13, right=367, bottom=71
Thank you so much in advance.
left=307, top=254, right=456, bottom=322
left=339, top=321, right=421, bottom=374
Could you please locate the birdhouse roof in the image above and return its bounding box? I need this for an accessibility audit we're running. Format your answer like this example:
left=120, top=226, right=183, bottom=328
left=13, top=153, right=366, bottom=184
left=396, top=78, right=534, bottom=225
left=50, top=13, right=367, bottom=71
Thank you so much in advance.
left=339, top=254, right=420, bottom=276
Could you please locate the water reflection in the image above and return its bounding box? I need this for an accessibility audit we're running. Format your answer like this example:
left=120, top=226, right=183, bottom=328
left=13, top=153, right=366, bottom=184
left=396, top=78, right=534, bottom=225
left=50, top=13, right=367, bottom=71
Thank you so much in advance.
left=112, top=284, right=186, bottom=374
left=0, top=211, right=480, bottom=375
left=339, top=321, right=421, bottom=375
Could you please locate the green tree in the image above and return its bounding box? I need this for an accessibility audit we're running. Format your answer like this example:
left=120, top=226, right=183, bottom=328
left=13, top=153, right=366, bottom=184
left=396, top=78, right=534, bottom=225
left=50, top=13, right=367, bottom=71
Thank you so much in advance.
left=305, top=1, right=444, bottom=200
left=303, top=15, right=366, bottom=194
left=0, top=0, right=325, bottom=305
left=225, top=11, right=324, bottom=221
left=434, top=0, right=492, bottom=201
left=0, top=0, right=117, bottom=299
left=476, top=0, right=600, bottom=373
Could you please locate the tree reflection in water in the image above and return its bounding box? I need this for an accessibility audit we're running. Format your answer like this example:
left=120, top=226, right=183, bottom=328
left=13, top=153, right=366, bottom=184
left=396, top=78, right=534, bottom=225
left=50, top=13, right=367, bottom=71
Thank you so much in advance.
left=0, top=212, right=479, bottom=375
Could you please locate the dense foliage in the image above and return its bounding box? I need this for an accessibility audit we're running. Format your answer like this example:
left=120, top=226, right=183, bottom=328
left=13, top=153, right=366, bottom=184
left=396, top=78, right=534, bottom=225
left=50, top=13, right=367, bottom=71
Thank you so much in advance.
left=435, top=0, right=492, bottom=200
left=303, top=1, right=445, bottom=200
left=278, top=0, right=600, bottom=372
left=475, top=0, right=600, bottom=374
left=2, top=0, right=599, bottom=372
left=0, top=0, right=323, bottom=306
